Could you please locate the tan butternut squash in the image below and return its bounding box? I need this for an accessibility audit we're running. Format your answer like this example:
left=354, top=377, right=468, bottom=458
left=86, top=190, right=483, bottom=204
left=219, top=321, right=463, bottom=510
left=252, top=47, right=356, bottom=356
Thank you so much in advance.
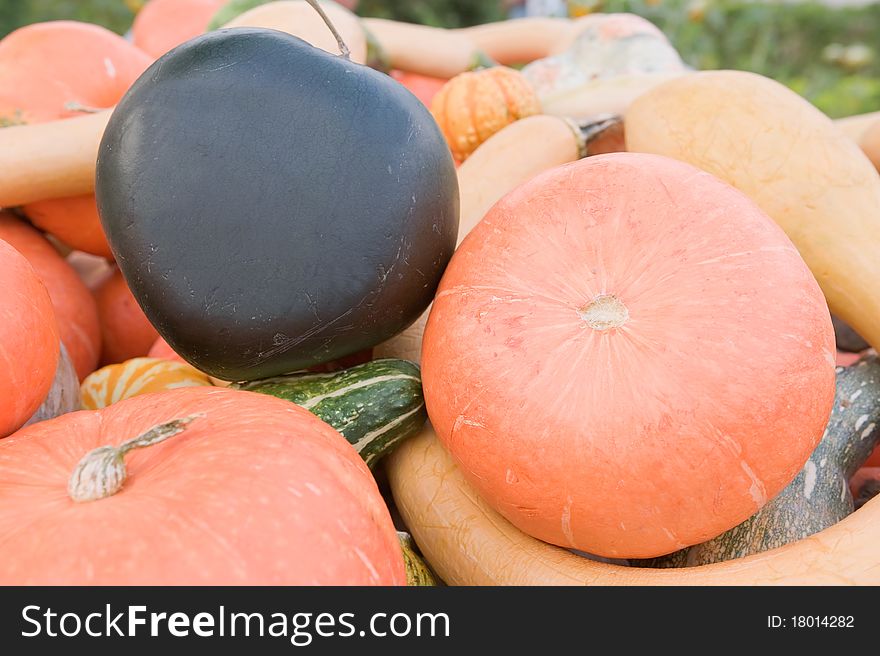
left=386, top=425, right=880, bottom=585
left=0, top=109, right=110, bottom=207
left=456, top=17, right=573, bottom=65
left=362, top=18, right=483, bottom=79
left=626, top=71, right=880, bottom=352
left=834, top=111, right=880, bottom=143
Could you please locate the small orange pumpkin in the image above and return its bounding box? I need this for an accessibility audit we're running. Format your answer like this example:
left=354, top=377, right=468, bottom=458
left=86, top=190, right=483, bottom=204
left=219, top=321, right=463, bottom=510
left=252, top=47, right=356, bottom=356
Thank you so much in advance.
left=430, top=66, right=541, bottom=162
left=81, top=357, right=213, bottom=410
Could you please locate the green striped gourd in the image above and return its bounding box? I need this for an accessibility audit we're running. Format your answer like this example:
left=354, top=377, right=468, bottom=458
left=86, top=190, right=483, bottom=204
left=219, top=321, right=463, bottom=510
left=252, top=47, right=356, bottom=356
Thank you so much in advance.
left=638, top=354, right=880, bottom=568
left=234, top=358, right=426, bottom=468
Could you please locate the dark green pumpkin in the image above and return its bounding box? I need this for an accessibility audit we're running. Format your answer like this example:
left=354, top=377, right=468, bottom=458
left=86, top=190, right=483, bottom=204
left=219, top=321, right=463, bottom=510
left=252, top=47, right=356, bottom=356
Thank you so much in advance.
left=96, top=29, right=458, bottom=381
left=234, top=358, right=426, bottom=467
left=637, top=354, right=880, bottom=568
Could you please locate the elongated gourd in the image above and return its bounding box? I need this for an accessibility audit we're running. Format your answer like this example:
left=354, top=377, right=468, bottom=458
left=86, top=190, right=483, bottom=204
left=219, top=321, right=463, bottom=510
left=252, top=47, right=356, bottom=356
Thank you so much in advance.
left=626, top=71, right=880, bottom=352
left=456, top=17, right=574, bottom=65
left=0, top=109, right=110, bottom=207
left=834, top=111, right=880, bottom=143
left=638, top=355, right=880, bottom=567
left=540, top=72, right=685, bottom=119
left=234, top=359, right=426, bottom=468
left=386, top=426, right=880, bottom=585
left=362, top=18, right=484, bottom=79
left=861, top=120, right=880, bottom=171
left=373, top=114, right=622, bottom=362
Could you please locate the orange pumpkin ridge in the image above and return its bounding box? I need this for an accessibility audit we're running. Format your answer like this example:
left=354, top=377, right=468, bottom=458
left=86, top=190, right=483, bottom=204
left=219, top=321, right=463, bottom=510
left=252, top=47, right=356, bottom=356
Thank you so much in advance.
left=93, top=268, right=160, bottom=366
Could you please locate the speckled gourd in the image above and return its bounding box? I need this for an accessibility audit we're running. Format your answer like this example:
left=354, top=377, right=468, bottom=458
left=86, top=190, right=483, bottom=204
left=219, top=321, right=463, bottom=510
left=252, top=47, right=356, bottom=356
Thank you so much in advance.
left=637, top=355, right=880, bottom=568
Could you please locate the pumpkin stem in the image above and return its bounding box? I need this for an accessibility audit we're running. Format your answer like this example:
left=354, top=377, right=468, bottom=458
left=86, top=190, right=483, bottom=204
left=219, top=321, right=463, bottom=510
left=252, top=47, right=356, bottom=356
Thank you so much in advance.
left=304, top=0, right=350, bottom=60
left=579, top=294, right=629, bottom=331
left=63, top=101, right=103, bottom=114
left=567, top=115, right=624, bottom=159
left=67, top=415, right=203, bottom=503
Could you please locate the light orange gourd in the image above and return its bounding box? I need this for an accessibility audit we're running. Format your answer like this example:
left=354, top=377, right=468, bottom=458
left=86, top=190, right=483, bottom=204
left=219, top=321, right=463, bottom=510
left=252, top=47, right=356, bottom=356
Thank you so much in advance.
left=0, top=21, right=152, bottom=257
left=0, top=212, right=101, bottom=380
left=625, top=71, right=880, bottom=353
left=93, top=269, right=160, bottom=366
left=431, top=67, right=541, bottom=162
left=133, top=0, right=226, bottom=58
left=0, top=240, right=59, bottom=437
left=81, top=357, right=212, bottom=409
left=421, top=153, right=835, bottom=559
left=0, top=386, right=405, bottom=584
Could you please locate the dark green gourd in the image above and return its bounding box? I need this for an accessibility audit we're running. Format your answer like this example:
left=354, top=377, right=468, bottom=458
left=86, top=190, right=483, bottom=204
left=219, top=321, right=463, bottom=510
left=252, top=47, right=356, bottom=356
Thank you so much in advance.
left=96, top=28, right=458, bottom=381
left=235, top=358, right=426, bottom=467
left=638, top=355, right=880, bottom=568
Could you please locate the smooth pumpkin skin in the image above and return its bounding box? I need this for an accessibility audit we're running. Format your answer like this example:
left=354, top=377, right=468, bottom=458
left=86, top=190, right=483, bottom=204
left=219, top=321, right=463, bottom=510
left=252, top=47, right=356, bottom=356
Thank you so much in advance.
left=133, top=0, right=226, bottom=58
left=422, top=153, right=835, bottom=558
left=0, top=109, right=111, bottom=208
left=223, top=0, right=367, bottom=64
left=24, top=194, right=114, bottom=259
left=81, top=357, right=213, bottom=410
left=431, top=67, right=542, bottom=163
left=93, top=269, right=159, bottom=366
left=96, top=29, right=458, bottom=380
left=625, top=70, right=880, bottom=353
left=0, top=21, right=151, bottom=125
left=0, top=387, right=405, bottom=585
left=148, top=336, right=186, bottom=363
left=0, top=212, right=101, bottom=380
left=386, top=426, right=880, bottom=585
left=0, top=240, right=59, bottom=437
left=390, top=70, right=446, bottom=108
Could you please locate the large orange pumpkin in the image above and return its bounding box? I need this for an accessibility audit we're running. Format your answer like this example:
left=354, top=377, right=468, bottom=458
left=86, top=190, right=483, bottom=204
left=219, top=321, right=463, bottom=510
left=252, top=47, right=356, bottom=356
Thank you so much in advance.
left=0, top=21, right=151, bottom=257
left=431, top=66, right=541, bottom=162
left=421, top=153, right=836, bottom=559
left=0, top=211, right=101, bottom=379
left=94, top=268, right=160, bottom=366
left=132, top=0, right=226, bottom=58
left=0, top=240, right=59, bottom=437
left=391, top=70, right=447, bottom=108
left=0, top=386, right=405, bottom=584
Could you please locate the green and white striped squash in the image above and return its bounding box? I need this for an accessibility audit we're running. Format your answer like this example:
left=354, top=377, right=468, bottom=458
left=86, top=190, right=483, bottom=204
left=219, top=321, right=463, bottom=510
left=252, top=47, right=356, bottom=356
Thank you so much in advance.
left=234, top=358, right=426, bottom=467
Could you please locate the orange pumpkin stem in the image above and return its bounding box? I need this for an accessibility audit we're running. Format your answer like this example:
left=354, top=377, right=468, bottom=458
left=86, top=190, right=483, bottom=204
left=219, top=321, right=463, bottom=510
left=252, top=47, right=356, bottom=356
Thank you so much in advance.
left=304, top=0, right=350, bottom=60
left=63, top=101, right=103, bottom=114
left=67, top=414, right=203, bottom=503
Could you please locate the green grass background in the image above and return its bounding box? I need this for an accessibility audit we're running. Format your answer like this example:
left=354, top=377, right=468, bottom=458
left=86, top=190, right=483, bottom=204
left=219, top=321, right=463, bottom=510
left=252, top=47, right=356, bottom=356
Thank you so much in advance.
left=0, top=0, right=877, bottom=117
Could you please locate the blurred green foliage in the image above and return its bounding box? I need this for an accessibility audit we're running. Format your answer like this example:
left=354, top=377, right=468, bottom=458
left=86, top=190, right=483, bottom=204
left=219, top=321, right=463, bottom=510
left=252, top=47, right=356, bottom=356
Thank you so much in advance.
left=0, top=0, right=877, bottom=117
left=600, top=0, right=880, bottom=117
left=0, top=0, right=135, bottom=37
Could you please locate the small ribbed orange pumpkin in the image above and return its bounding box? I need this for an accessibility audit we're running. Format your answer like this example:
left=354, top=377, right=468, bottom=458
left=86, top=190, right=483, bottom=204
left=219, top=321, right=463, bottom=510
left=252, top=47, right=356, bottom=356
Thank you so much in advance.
left=430, top=66, right=541, bottom=162
left=81, top=357, right=212, bottom=410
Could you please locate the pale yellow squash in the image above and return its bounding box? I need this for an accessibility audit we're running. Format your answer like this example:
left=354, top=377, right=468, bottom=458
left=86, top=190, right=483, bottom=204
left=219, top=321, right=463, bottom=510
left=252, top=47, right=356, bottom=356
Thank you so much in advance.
left=386, top=426, right=880, bottom=585
left=626, top=70, right=880, bottom=351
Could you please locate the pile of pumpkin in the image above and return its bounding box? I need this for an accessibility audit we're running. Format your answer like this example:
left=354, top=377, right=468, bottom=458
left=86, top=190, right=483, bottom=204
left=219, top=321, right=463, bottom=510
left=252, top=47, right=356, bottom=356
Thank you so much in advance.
left=1, top=0, right=880, bottom=586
